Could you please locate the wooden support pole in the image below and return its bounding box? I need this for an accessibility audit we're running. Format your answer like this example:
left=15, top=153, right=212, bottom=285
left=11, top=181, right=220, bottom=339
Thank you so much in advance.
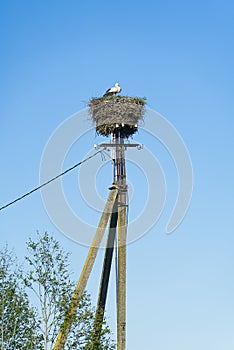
left=92, top=198, right=118, bottom=348
left=117, top=189, right=127, bottom=350
left=53, top=187, right=118, bottom=350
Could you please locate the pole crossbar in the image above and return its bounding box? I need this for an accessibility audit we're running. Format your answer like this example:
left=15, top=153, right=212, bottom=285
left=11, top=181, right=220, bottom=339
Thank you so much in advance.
left=98, top=143, right=142, bottom=148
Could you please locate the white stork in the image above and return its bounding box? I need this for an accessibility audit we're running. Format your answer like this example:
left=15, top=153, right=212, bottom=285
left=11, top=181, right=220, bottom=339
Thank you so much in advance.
left=103, top=83, right=122, bottom=97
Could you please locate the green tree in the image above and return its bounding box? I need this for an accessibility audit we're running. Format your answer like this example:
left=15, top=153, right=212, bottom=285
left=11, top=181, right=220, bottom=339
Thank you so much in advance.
left=24, top=232, right=115, bottom=350
left=0, top=246, right=42, bottom=350
left=24, top=233, right=74, bottom=348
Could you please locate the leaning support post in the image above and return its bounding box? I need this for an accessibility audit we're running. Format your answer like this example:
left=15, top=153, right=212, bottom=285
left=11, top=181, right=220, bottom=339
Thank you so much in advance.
left=53, top=187, right=118, bottom=350
left=117, top=188, right=127, bottom=350
left=92, top=197, right=118, bottom=348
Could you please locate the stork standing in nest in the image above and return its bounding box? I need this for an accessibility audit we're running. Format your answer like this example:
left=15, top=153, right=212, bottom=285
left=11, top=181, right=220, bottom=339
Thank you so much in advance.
left=103, top=83, right=122, bottom=97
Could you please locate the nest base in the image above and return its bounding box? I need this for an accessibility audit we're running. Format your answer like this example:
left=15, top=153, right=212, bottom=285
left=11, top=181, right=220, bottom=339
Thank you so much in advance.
left=89, top=96, right=146, bottom=138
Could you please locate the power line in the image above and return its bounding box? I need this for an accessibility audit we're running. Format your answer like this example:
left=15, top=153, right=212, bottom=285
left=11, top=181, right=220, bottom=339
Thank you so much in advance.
left=0, top=150, right=103, bottom=212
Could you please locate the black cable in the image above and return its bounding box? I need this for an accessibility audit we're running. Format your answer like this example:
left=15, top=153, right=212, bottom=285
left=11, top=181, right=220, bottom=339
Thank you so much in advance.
left=0, top=150, right=102, bottom=211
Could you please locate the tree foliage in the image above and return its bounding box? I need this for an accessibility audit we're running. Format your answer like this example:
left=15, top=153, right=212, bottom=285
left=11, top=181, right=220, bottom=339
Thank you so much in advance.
left=24, top=233, right=75, bottom=348
left=0, top=232, right=115, bottom=349
left=0, top=246, right=42, bottom=349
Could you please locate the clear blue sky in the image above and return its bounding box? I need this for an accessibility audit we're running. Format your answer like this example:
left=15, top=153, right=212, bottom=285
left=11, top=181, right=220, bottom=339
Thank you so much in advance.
left=1, top=1, right=234, bottom=349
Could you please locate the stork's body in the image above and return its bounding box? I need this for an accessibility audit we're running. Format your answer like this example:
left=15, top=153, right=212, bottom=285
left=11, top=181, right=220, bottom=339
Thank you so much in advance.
left=103, top=83, right=122, bottom=97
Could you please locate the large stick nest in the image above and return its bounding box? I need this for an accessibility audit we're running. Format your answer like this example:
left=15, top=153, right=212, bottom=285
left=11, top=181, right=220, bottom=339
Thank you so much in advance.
left=89, top=95, right=146, bottom=137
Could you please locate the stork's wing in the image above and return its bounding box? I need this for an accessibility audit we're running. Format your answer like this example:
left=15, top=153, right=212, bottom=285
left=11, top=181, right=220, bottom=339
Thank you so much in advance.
left=103, top=86, right=117, bottom=97
left=105, top=88, right=112, bottom=94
